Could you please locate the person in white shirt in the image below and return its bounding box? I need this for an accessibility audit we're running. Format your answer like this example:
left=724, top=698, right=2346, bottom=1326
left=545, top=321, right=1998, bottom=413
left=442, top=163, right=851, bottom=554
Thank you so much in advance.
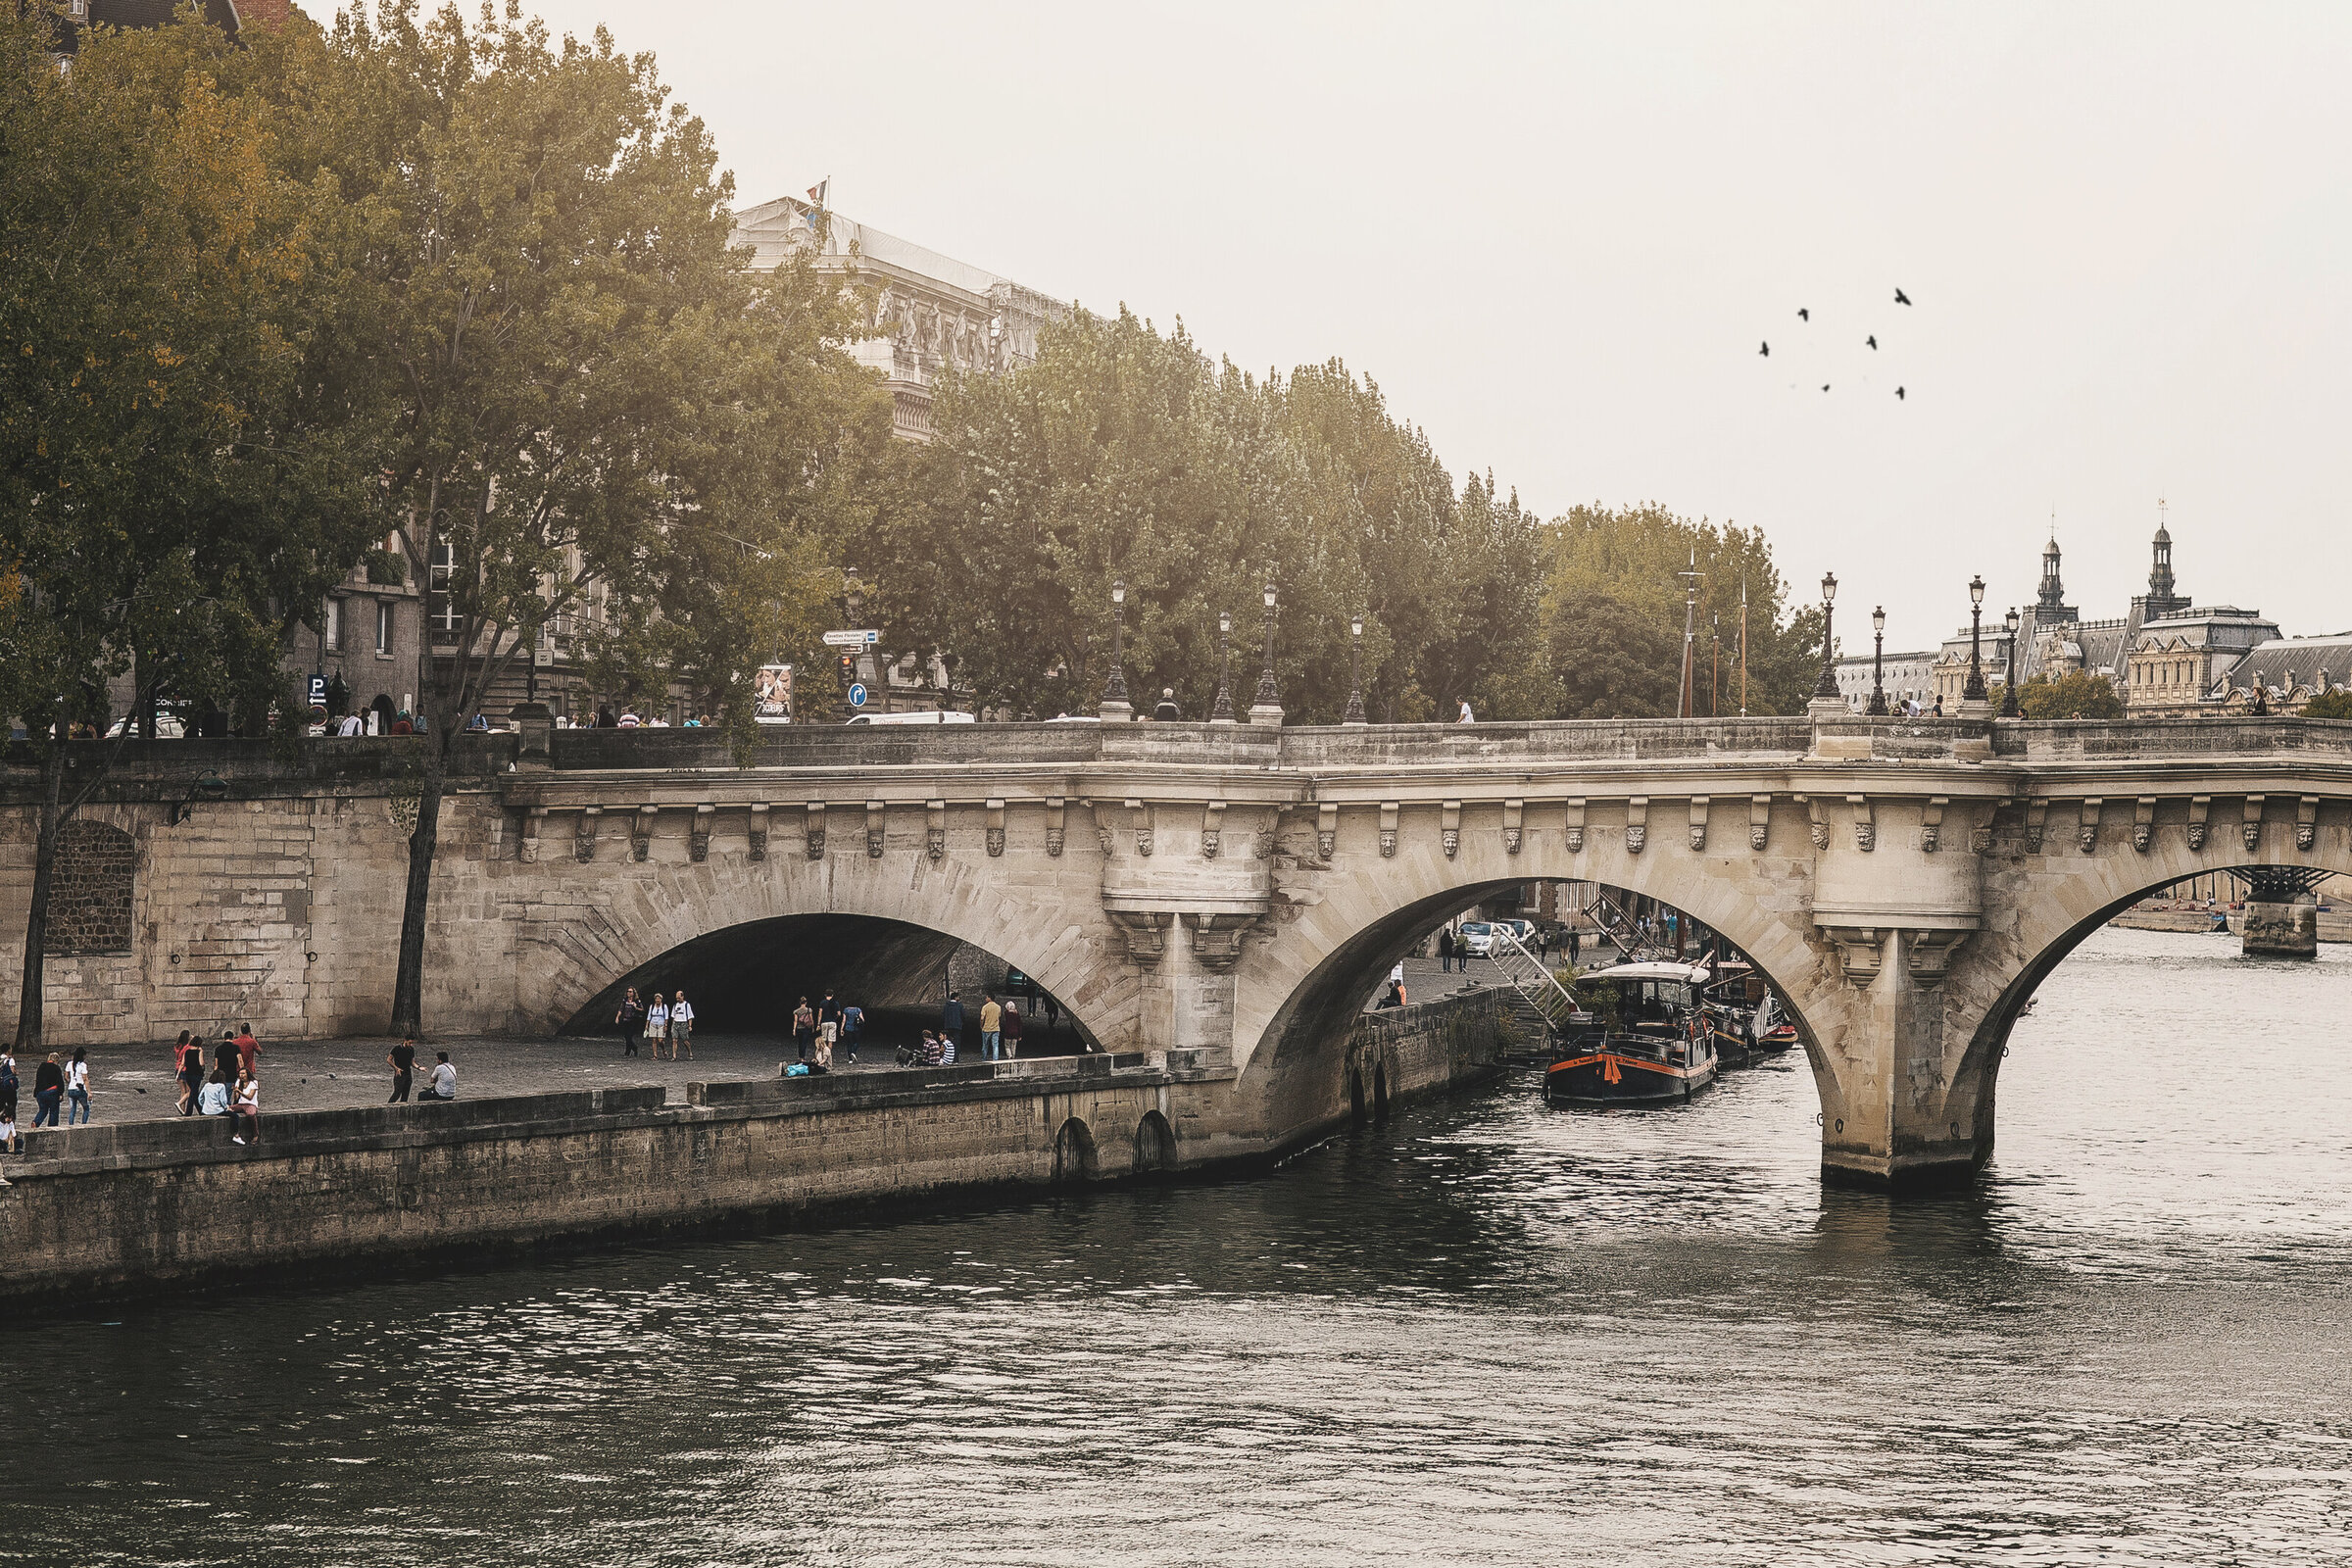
left=646, top=997, right=669, bottom=1060
left=417, top=1052, right=458, bottom=1102
left=336, top=712, right=364, bottom=737
left=669, top=992, right=694, bottom=1060
left=65, top=1048, right=91, bottom=1125
left=1458, top=699, right=1475, bottom=722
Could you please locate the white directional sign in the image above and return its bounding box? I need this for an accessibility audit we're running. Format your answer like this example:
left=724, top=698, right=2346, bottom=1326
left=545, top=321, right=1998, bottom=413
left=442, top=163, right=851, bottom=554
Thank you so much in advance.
left=822, top=629, right=880, bottom=648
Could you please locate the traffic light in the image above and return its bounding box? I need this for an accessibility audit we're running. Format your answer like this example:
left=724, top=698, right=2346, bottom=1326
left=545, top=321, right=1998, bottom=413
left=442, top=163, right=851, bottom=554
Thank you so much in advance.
left=836, top=653, right=857, bottom=688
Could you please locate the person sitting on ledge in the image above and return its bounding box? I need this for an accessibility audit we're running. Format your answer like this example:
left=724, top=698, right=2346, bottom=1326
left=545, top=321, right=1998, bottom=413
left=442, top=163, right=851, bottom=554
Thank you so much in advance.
left=416, top=1052, right=457, bottom=1102
left=197, top=1069, right=232, bottom=1122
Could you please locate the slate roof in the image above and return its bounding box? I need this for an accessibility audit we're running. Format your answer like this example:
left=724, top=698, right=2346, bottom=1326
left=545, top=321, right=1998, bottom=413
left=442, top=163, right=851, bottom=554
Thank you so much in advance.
left=2217, top=633, right=2352, bottom=695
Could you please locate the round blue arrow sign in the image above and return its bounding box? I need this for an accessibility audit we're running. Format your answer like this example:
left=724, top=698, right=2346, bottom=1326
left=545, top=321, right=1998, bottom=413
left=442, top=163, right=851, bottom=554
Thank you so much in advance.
left=848, top=683, right=868, bottom=708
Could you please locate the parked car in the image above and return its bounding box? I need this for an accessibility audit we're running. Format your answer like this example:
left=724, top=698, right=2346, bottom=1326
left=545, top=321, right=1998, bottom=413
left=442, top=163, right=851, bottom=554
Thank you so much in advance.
left=104, top=712, right=187, bottom=739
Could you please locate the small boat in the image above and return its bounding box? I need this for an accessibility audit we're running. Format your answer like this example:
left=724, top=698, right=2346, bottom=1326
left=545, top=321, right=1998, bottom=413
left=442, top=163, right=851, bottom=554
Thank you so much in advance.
left=1544, top=960, right=1719, bottom=1106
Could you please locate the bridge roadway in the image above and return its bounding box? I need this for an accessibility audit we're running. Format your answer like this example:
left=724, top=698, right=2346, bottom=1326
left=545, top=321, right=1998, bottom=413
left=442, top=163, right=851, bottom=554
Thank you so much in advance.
left=8, top=710, right=2352, bottom=1192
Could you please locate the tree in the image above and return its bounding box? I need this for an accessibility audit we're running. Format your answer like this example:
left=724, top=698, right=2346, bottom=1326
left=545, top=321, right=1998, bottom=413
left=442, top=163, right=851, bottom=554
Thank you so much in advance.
left=1, top=10, right=368, bottom=1050
left=268, top=3, right=878, bottom=1032
left=2302, top=689, right=2352, bottom=720
left=1541, top=503, right=1826, bottom=715
left=1544, top=591, right=1684, bottom=718
left=2016, top=671, right=2126, bottom=719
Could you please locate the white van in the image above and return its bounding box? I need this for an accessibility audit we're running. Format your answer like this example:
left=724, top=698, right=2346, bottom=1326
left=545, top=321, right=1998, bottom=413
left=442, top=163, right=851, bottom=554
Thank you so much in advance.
left=845, top=710, right=975, bottom=725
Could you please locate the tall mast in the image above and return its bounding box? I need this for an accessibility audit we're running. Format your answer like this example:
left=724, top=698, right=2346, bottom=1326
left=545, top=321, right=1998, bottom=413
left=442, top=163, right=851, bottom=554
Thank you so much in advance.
left=1677, top=550, right=1701, bottom=719
left=1739, top=574, right=1749, bottom=716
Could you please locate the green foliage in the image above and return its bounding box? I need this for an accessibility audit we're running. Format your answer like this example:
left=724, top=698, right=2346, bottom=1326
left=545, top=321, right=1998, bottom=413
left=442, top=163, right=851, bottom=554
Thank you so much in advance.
left=878, top=316, right=1545, bottom=721
left=1542, top=503, right=1826, bottom=715
left=2017, top=670, right=2126, bottom=719
left=2301, top=688, right=2352, bottom=720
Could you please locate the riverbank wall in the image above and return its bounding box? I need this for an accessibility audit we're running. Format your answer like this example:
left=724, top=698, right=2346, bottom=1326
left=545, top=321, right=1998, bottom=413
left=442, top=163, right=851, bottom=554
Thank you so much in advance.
left=0, top=994, right=1506, bottom=1311
left=2110, top=907, right=2352, bottom=942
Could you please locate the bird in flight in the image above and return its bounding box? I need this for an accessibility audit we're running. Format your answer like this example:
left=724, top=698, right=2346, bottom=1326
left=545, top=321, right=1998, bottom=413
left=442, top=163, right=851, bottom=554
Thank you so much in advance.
left=1821, top=383, right=1831, bottom=392
left=1894, top=288, right=1912, bottom=306
left=1895, top=386, right=1906, bottom=400
left=1798, top=308, right=1810, bottom=321
left=1866, top=335, right=1878, bottom=350
left=1760, top=341, right=1769, bottom=356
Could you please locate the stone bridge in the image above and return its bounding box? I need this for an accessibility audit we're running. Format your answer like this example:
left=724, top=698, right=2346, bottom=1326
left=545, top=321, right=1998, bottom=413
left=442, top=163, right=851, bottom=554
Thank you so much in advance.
left=9, top=712, right=2352, bottom=1190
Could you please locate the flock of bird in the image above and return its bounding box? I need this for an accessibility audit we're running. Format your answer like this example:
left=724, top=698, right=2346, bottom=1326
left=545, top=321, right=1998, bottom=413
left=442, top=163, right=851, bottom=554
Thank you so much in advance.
left=1760, top=288, right=1911, bottom=399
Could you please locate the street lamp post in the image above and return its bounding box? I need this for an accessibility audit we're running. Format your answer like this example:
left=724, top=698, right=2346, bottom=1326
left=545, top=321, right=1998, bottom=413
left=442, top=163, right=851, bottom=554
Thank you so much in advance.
left=1963, top=574, right=1990, bottom=710
left=1209, top=610, right=1236, bottom=725
left=1343, top=613, right=1368, bottom=726
left=1248, top=577, right=1283, bottom=726
left=2000, top=607, right=2022, bottom=717
left=1098, top=579, right=1132, bottom=722
left=1808, top=571, right=1840, bottom=707
left=1867, top=606, right=1889, bottom=715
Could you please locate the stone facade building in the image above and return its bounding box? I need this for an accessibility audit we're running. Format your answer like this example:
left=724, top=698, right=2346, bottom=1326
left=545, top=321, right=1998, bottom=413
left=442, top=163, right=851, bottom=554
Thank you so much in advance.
left=730, top=193, right=1063, bottom=445
left=1929, top=509, right=2298, bottom=713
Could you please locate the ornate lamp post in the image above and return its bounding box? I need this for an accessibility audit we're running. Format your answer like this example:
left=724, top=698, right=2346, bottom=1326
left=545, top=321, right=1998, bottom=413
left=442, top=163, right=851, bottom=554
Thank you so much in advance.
left=1209, top=610, right=1236, bottom=725
left=1867, top=606, right=1889, bottom=715
left=2000, top=607, right=2022, bottom=717
left=1343, top=612, right=1369, bottom=726
left=1963, top=573, right=1989, bottom=709
left=1248, top=576, right=1283, bottom=726
left=1809, top=571, right=1840, bottom=703
left=1098, top=579, right=1132, bottom=722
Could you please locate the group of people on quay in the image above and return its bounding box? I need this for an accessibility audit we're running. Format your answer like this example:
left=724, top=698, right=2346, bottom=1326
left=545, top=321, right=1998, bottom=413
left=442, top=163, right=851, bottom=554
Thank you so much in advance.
left=612, top=989, right=697, bottom=1059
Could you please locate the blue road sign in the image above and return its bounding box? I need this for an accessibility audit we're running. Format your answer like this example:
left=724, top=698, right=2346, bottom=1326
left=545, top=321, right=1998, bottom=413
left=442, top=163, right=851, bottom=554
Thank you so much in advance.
left=848, top=683, right=868, bottom=708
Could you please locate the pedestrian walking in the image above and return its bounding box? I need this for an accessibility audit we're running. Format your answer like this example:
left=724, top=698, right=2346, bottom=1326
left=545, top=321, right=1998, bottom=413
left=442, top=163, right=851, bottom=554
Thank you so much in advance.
left=817, top=991, right=843, bottom=1062
left=172, top=1031, right=197, bottom=1114
left=417, top=1052, right=458, bottom=1102
left=214, top=1031, right=239, bottom=1086
left=1458, top=699, right=1475, bottom=722
left=1439, top=927, right=1456, bottom=973
left=838, top=1001, right=861, bottom=1064
left=646, top=994, right=669, bottom=1060
left=1153, top=687, right=1181, bottom=720
left=387, top=1037, right=416, bottom=1102
left=31, top=1053, right=65, bottom=1128
left=66, top=1047, right=90, bottom=1125
left=615, top=988, right=646, bottom=1057
left=980, top=992, right=1003, bottom=1061
left=230, top=1069, right=261, bottom=1145
left=1002, top=1001, right=1023, bottom=1059
left=232, top=1022, right=259, bottom=1078
left=792, top=997, right=816, bottom=1062
left=669, top=992, right=694, bottom=1060
left=1042, top=993, right=1060, bottom=1035
left=1567, top=928, right=1582, bottom=966
left=941, top=991, right=966, bottom=1054
left=0, top=1047, right=16, bottom=1129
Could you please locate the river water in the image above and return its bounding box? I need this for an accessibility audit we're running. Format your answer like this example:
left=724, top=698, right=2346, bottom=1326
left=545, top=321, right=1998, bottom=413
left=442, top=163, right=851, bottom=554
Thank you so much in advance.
left=17, top=927, right=2352, bottom=1566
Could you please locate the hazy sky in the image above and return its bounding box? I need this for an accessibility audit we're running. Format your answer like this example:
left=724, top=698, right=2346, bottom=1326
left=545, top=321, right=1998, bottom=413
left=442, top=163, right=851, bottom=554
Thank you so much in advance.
left=359, top=3, right=2352, bottom=647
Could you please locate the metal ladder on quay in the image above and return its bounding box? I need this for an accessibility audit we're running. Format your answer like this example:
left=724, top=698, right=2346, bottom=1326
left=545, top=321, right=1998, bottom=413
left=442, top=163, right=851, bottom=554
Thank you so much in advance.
left=1486, top=929, right=1589, bottom=1061
left=1580, top=890, right=1667, bottom=962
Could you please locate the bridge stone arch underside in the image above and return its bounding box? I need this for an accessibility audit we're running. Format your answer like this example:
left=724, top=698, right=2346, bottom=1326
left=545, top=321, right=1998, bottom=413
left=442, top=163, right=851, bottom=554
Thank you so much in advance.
left=507, top=810, right=1141, bottom=1054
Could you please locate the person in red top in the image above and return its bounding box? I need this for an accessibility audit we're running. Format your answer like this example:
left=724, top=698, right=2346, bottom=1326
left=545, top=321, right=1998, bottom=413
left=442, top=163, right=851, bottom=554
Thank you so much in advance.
left=233, top=1024, right=259, bottom=1077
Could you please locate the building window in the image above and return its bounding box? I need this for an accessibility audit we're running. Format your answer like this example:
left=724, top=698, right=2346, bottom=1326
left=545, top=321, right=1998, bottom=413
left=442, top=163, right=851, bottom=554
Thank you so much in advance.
left=324, top=598, right=342, bottom=653
left=376, top=600, right=393, bottom=656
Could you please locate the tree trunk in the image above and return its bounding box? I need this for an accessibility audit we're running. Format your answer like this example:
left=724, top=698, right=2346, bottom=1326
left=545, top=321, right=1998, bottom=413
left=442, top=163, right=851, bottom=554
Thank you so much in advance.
left=13, top=746, right=65, bottom=1053
left=387, top=734, right=448, bottom=1037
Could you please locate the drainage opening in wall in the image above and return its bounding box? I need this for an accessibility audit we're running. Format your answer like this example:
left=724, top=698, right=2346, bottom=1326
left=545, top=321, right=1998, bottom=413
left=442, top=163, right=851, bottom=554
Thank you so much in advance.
left=1053, top=1117, right=1098, bottom=1185
left=1348, top=1069, right=1366, bottom=1124
left=1134, top=1110, right=1176, bottom=1175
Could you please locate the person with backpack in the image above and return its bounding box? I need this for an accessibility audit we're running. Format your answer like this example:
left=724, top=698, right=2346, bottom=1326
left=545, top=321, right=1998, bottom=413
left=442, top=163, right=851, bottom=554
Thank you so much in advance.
left=838, top=1000, right=862, bottom=1064
left=669, top=992, right=694, bottom=1060
left=645, top=994, right=669, bottom=1061
left=791, top=997, right=816, bottom=1062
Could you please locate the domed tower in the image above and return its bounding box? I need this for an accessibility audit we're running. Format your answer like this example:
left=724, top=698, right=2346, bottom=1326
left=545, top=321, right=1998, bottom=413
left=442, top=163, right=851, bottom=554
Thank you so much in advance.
left=2035, top=526, right=2079, bottom=624
left=2145, top=499, right=2186, bottom=617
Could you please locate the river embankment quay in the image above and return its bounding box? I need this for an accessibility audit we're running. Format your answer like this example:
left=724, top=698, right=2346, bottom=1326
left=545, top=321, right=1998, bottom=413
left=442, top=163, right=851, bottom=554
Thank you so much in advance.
left=0, top=994, right=1504, bottom=1311
left=2110, top=906, right=2352, bottom=941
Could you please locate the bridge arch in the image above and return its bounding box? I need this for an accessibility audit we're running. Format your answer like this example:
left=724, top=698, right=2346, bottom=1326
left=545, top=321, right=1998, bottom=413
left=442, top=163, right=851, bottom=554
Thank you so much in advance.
left=1230, top=808, right=1846, bottom=1145
left=509, top=822, right=1141, bottom=1050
